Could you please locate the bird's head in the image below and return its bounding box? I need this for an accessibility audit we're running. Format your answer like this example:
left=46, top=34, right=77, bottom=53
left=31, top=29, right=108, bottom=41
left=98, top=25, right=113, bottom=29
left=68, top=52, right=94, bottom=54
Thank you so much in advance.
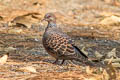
left=42, top=13, right=56, bottom=23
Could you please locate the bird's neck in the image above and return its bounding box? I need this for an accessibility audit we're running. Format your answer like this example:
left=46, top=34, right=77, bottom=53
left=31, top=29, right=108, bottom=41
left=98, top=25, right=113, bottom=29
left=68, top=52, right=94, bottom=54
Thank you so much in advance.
left=46, top=21, right=57, bottom=30
left=48, top=21, right=56, bottom=27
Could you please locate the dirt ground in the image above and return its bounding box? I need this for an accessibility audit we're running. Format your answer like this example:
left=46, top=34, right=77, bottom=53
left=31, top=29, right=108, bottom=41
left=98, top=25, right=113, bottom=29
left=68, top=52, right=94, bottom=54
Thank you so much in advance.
left=0, top=0, right=120, bottom=80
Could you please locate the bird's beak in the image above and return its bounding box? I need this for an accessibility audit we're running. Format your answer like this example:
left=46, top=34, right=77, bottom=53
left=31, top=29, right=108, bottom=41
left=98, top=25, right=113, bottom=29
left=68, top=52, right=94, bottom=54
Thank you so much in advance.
left=41, top=18, right=46, bottom=22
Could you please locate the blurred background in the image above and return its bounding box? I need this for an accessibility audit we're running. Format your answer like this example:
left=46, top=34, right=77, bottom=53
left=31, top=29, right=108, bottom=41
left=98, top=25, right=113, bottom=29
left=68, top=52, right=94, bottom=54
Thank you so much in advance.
left=0, top=0, right=120, bottom=39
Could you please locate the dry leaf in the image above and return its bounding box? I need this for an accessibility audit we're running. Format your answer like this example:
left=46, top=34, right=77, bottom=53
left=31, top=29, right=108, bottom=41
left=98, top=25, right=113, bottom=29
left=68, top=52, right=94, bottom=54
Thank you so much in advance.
left=0, top=47, right=16, bottom=52
left=85, top=66, right=93, bottom=74
left=100, top=15, right=120, bottom=25
left=10, top=13, right=41, bottom=28
left=105, top=58, right=120, bottom=63
left=112, top=63, right=120, bottom=67
left=81, top=47, right=88, bottom=56
left=95, top=51, right=103, bottom=59
left=8, top=28, right=23, bottom=34
left=0, top=53, right=9, bottom=65
left=102, top=69, right=109, bottom=80
left=104, top=0, right=113, bottom=4
left=107, top=48, right=116, bottom=58
left=19, top=66, right=37, bottom=73
left=105, top=63, right=117, bottom=80
left=84, top=77, right=97, bottom=80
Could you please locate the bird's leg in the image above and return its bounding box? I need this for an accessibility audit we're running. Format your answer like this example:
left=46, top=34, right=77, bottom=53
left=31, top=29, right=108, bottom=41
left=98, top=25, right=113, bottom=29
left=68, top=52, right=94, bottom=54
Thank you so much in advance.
left=53, top=59, right=59, bottom=64
left=60, top=59, right=65, bottom=65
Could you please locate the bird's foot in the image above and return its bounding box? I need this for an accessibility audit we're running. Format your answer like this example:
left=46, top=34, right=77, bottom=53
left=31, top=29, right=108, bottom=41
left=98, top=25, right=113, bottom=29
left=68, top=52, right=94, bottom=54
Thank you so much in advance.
left=53, top=59, right=58, bottom=64
left=60, top=59, right=65, bottom=65
left=53, top=59, right=65, bottom=65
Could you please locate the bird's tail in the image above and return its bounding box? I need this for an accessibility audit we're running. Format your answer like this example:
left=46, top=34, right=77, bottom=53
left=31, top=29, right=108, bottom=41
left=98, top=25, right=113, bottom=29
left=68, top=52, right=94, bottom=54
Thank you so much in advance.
left=72, top=45, right=105, bottom=67
left=72, top=45, right=96, bottom=67
left=73, top=45, right=88, bottom=61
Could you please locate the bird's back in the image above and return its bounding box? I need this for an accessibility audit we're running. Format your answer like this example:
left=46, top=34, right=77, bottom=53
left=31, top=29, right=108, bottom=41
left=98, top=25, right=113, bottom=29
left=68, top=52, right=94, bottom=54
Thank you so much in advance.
left=42, top=27, right=71, bottom=49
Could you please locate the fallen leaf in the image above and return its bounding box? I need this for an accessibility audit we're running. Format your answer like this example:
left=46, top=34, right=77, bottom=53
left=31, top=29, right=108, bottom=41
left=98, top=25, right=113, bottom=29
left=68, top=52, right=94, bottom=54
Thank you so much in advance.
left=8, top=28, right=23, bottom=34
left=0, top=53, right=9, bottom=65
left=100, top=15, right=120, bottom=25
left=95, top=51, right=103, bottom=59
left=19, top=66, right=37, bottom=73
left=84, top=77, right=97, bottom=80
left=112, top=63, right=120, bottom=67
left=107, top=48, right=117, bottom=58
left=81, top=47, right=88, bottom=56
left=10, top=12, right=41, bottom=28
left=104, top=58, right=120, bottom=64
left=0, top=47, right=17, bottom=52
left=105, top=63, right=117, bottom=80
left=85, top=66, right=93, bottom=74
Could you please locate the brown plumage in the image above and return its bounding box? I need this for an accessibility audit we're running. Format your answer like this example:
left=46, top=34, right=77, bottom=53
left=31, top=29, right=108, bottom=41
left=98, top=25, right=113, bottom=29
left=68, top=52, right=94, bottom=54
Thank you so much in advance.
left=42, top=13, right=93, bottom=65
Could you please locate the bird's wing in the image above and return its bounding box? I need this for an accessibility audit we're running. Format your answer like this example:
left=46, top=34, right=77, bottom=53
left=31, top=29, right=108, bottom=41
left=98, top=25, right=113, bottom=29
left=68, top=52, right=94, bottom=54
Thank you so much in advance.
left=46, top=32, right=88, bottom=58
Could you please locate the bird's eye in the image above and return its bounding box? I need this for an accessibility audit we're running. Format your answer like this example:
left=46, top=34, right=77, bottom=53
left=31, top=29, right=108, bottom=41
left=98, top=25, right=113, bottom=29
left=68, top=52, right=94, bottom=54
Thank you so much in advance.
left=47, top=15, right=51, bottom=18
